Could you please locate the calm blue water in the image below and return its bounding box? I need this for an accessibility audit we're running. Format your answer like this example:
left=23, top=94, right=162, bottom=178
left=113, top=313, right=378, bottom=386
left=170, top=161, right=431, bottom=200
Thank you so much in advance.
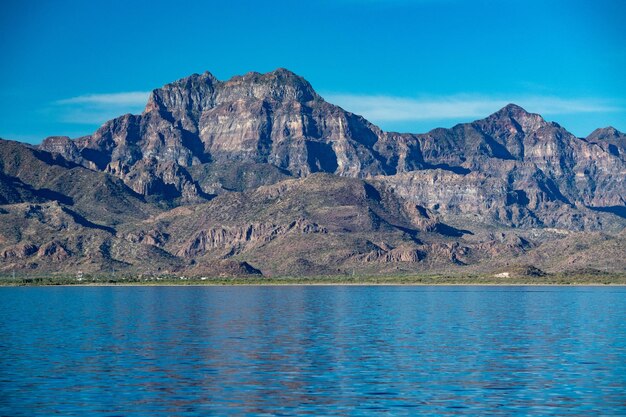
left=0, top=286, right=625, bottom=416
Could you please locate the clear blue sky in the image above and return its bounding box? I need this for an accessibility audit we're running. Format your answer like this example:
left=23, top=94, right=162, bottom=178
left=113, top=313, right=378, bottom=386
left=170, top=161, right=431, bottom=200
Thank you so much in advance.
left=1, top=0, right=624, bottom=143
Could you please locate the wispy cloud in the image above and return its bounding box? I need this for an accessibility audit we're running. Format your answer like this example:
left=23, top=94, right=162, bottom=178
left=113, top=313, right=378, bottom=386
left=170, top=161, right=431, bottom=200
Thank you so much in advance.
left=56, top=91, right=151, bottom=106
left=54, top=91, right=151, bottom=124
left=323, top=93, right=621, bottom=122
left=51, top=90, right=621, bottom=128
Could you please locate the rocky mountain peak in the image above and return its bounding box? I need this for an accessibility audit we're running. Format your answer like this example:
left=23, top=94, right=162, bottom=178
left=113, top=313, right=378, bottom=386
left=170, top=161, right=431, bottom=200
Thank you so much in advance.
left=491, top=103, right=538, bottom=122
left=143, top=68, right=320, bottom=121
left=484, top=103, right=548, bottom=133
left=144, top=71, right=219, bottom=116
left=586, top=126, right=626, bottom=158
left=220, top=68, right=320, bottom=103
left=40, top=136, right=81, bottom=162
left=587, top=126, right=624, bottom=141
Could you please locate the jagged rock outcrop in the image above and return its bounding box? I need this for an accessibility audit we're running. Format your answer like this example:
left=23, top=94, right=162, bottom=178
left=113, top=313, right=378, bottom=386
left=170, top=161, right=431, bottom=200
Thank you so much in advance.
left=187, top=259, right=262, bottom=277
left=125, top=229, right=169, bottom=247
left=177, top=219, right=327, bottom=258
left=1, top=243, right=38, bottom=259
left=37, top=241, right=70, bottom=261
left=361, top=245, right=424, bottom=263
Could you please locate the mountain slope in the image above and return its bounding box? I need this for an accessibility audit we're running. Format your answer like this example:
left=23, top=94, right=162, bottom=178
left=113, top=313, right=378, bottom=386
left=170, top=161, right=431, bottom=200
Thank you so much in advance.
left=1, top=138, right=156, bottom=224
left=376, top=107, right=626, bottom=230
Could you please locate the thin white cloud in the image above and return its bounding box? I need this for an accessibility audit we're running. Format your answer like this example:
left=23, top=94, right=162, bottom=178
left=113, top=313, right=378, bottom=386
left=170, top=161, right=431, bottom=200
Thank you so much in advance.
left=323, top=93, right=621, bottom=122
left=56, top=91, right=151, bottom=106
left=52, top=90, right=621, bottom=128
left=54, top=91, right=151, bottom=125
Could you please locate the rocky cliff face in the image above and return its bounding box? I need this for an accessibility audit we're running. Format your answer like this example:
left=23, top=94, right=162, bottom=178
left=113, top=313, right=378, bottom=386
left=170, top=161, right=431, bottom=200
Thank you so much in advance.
left=0, top=68, right=624, bottom=277
left=375, top=105, right=626, bottom=230
left=418, top=104, right=626, bottom=210
left=41, top=70, right=625, bottom=229
left=58, top=69, right=397, bottom=201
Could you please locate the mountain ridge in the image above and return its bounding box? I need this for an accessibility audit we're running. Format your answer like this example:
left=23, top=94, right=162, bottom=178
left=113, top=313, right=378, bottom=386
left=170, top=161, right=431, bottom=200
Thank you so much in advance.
left=3, top=68, right=625, bottom=277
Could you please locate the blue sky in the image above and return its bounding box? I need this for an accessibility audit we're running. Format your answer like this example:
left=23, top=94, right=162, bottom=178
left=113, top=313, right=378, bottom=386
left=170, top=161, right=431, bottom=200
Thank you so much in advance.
left=1, top=0, right=624, bottom=143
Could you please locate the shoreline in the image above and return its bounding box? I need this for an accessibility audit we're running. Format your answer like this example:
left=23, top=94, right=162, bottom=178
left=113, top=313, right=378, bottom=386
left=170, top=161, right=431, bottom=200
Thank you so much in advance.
left=2, top=277, right=626, bottom=287
left=2, top=271, right=625, bottom=288
left=3, top=284, right=626, bottom=288
left=20, top=283, right=626, bottom=287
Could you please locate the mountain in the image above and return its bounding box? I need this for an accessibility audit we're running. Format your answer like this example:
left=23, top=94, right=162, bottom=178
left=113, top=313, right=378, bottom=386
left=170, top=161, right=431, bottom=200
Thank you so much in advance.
left=377, top=105, right=626, bottom=230
left=586, top=127, right=626, bottom=160
left=2, top=68, right=625, bottom=277
left=41, top=69, right=399, bottom=201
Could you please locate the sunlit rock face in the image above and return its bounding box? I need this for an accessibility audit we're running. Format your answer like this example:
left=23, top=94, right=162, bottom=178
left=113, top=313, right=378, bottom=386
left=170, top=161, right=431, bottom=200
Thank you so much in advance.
left=54, top=69, right=406, bottom=199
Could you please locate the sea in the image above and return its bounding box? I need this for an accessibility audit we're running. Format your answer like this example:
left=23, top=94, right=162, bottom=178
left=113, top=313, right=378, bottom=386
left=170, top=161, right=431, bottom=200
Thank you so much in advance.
left=1, top=285, right=625, bottom=416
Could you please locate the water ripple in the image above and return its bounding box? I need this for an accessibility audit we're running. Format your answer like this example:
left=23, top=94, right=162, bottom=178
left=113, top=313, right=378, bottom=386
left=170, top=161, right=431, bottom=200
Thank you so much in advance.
left=0, top=286, right=625, bottom=416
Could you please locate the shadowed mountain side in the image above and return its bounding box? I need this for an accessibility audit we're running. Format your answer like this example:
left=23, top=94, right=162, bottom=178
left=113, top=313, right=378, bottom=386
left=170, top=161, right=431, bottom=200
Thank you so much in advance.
left=0, top=138, right=157, bottom=225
